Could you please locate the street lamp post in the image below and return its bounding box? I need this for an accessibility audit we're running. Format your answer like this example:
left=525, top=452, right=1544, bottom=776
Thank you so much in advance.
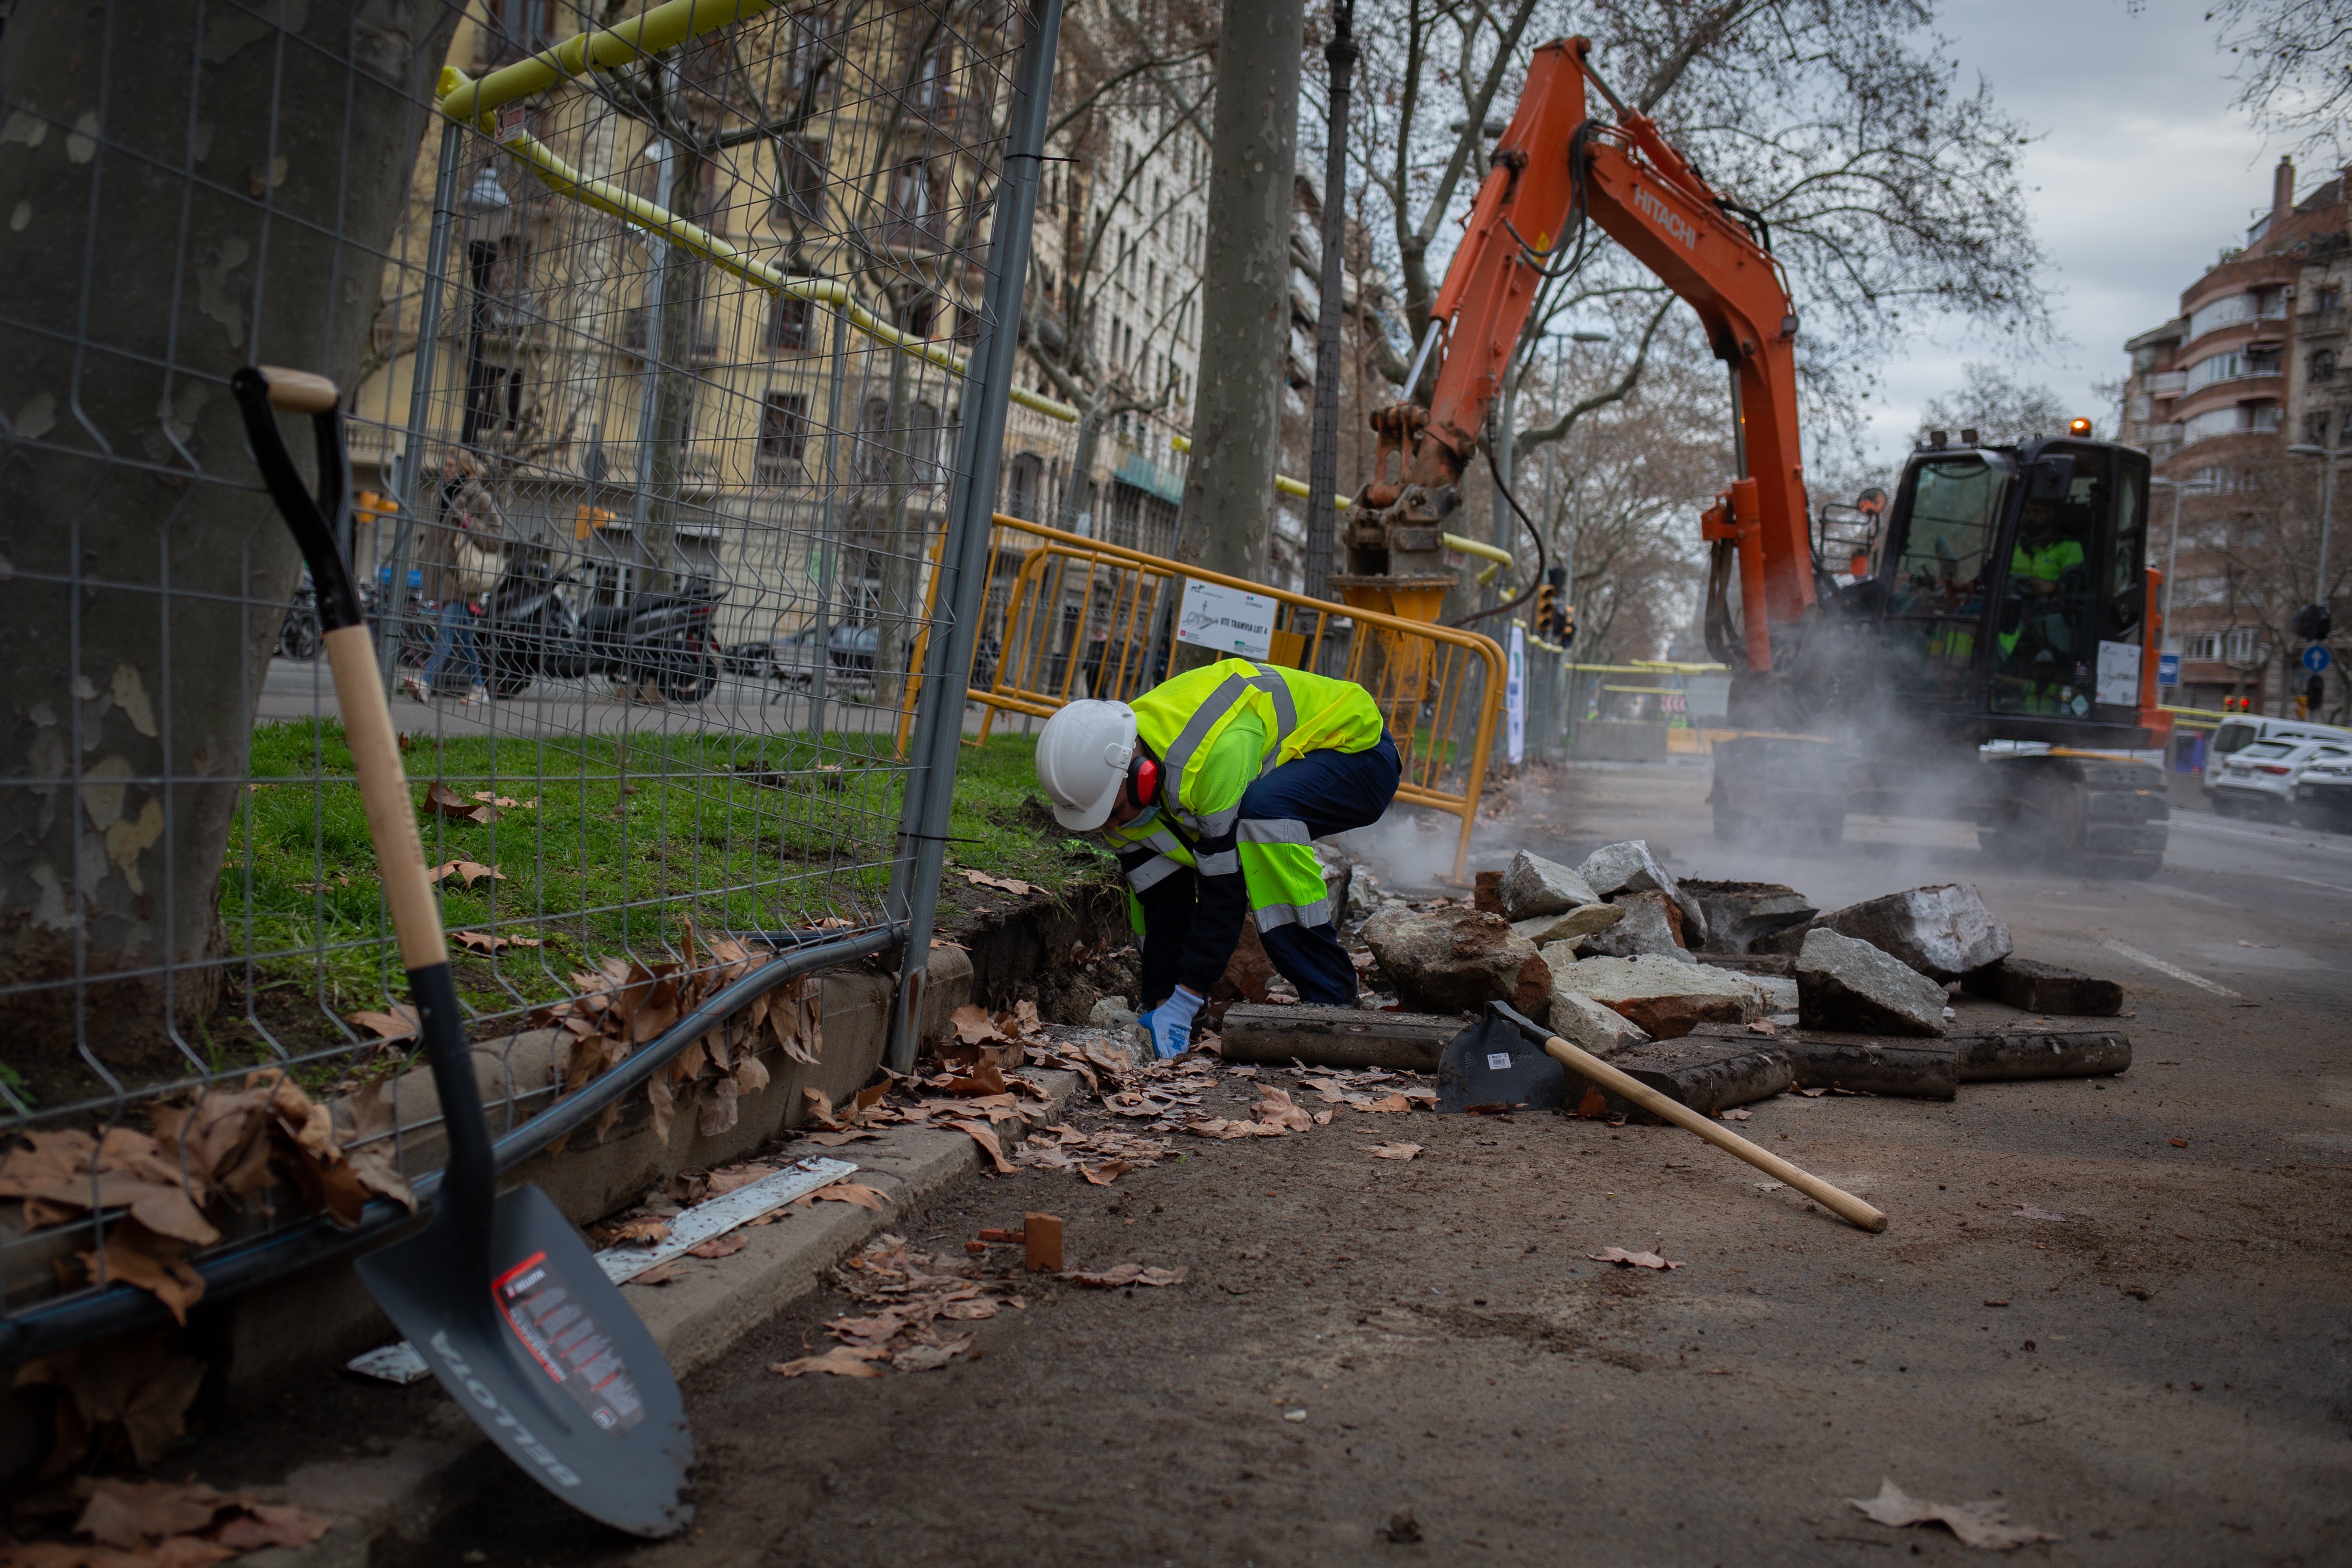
left=2286, top=441, right=2347, bottom=617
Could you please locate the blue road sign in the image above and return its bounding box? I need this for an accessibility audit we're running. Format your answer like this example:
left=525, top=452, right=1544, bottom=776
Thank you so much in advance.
left=2158, top=652, right=2180, bottom=687
left=2303, top=644, right=2332, bottom=674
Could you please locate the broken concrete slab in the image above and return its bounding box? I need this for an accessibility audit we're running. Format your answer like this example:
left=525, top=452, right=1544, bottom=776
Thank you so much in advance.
left=1762, top=883, right=2011, bottom=981
left=1573, top=1036, right=1793, bottom=1118
left=1575, top=891, right=1698, bottom=963
left=1952, top=1028, right=2132, bottom=1081
left=1543, top=951, right=1761, bottom=1039
left=1795, top=928, right=1947, bottom=1037
left=1750, top=974, right=1799, bottom=1017
left=1215, top=1003, right=1462, bottom=1072
left=1961, top=958, right=2124, bottom=1017
left=1697, top=952, right=1795, bottom=979
left=1547, top=989, right=1651, bottom=1058
left=1681, top=879, right=1818, bottom=954
left=1574, top=839, right=1707, bottom=947
left=1694, top=1025, right=1957, bottom=1100
left=1362, top=906, right=1553, bottom=1018
left=1498, top=850, right=1601, bottom=921
left=1511, top=901, right=1622, bottom=948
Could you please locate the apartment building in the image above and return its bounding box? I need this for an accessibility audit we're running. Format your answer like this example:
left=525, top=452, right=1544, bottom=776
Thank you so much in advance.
left=2119, top=158, right=2352, bottom=713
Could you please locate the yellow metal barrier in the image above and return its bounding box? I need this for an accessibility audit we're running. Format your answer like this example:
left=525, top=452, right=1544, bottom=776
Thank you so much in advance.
left=902, top=514, right=1506, bottom=880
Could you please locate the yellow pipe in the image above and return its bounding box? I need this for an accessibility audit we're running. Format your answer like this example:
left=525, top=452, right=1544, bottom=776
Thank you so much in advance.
left=437, top=63, right=1081, bottom=424
left=1170, top=435, right=1351, bottom=509
left=437, top=0, right=787, bottom=125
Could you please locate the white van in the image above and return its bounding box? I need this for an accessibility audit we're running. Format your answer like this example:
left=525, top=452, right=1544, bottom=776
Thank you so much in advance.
left=2206, top=714, right=2352, bottom=810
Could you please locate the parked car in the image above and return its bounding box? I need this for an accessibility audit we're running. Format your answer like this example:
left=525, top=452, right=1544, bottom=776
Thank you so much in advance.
left=2207, top=714, right=2352, bottom=765
left=756, top=624, right=882, bottom=689
left=2293, top=747, right=2352, bottom=830
left=2207, top=737, right=2347, bottom=821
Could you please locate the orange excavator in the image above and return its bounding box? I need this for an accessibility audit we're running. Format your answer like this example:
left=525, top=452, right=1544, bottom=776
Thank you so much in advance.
left=1342, top=35, right=2172, bottom=874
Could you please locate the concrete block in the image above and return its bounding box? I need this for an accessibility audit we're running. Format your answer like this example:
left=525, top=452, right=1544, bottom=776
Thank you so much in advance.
left=1498, top=850, right=1600, bottom=921
left=1542, top=951, right=1761, bottom=1039
left=1510, top=902, right=1621, bottom=948
left=1961, top=958, right=2124, bottom=1017
left=1763, top=883, right=2011, bottom=981
left=1361, top=906, right=1552, bottom=1017
left=1794, top=929, right=1946, bottom=1037
left=1576, top=891, right=1697, bottom=962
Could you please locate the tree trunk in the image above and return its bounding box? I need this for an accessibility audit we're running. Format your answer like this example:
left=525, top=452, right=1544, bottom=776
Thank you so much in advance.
left=0, top=4, right=460, bottom=1083
left=1173, top=0, right=1303, bottom=633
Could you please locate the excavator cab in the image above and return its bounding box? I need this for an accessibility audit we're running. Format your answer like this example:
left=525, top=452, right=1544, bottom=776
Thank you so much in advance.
left=1866, top=435, right=2151, bottom=744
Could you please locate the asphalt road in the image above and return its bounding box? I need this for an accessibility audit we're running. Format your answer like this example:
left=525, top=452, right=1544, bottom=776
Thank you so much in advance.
left=351, top=758, right=2352, bottom=1564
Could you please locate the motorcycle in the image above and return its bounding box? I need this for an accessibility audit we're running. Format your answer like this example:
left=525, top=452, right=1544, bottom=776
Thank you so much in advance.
left=277, top=577, right=323, bottom=660
left=481, top=552, right=724, bottom=702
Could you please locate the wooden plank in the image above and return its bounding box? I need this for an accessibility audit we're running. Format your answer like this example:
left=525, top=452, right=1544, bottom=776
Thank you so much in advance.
left=1214, top=1003, right=1464, bottom=1071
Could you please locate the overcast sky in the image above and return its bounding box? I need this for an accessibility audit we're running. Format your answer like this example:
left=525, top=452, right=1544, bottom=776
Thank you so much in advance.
left=1861, top=0, right=2290, bottom=466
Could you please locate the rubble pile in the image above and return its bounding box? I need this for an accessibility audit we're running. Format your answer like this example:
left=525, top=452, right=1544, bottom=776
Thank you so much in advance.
left=1326, top=841, right=2130, bottom=1119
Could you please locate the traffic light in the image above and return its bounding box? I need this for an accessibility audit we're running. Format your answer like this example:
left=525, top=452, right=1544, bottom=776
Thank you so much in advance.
left=1544, top=565, right=1570, bottom=641
left=1532, top=580, right=1557, bottom=641
left=2308, top=673, right=2326, bottom=710
left=2293, top=603, right=2332, bottom=642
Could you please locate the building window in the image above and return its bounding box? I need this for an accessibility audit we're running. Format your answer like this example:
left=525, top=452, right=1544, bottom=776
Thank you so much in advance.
left=2187, top=291, right=2256, bottom=341
left=2313, top=349, right=2338, bottom=384
left=2226, top=628, right=2259, bottom=664
left=2131, top=392, right=2152, bottom=422
left=757, top=391, right=809, bottom=478
left=766, top=293, right=812, bottom=352
left=772, top=137, right=827, bottom=224
left=1003, top=451, right=1042, bottom=518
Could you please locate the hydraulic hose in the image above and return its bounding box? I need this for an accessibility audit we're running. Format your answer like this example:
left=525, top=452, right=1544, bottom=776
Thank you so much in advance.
left=1450, top=441, right=1547, bottom=628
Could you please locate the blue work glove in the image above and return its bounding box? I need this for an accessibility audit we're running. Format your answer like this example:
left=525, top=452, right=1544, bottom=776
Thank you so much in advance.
left=1138, top=985, right=1205, bottom=1060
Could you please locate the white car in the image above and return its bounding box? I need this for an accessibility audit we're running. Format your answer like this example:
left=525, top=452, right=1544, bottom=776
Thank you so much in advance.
left=2294, top=747, right=2352, bottom=829
left=2208, top=738, right=2349, bottom=821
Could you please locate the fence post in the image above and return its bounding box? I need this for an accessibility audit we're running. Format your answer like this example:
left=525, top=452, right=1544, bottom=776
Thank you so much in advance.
left=884, top=0, right=1064, bottom=1071
left=804, top=300, right=850, bottom=739
left=380, top=120, right=465, bottom=695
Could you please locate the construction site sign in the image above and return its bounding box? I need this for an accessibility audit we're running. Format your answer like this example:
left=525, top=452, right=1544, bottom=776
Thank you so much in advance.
left=1176, top=579, right=1277, bottom=659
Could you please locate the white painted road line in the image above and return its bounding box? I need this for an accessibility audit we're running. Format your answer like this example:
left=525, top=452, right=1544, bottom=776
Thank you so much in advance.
left=2102, top=938, right=2241, bottom=998
left=2287, top=875, right=2352, bottom=896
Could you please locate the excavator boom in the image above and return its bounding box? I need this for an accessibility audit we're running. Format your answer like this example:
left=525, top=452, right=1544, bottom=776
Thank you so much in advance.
left=1357, top=36, right=1812, bottom=670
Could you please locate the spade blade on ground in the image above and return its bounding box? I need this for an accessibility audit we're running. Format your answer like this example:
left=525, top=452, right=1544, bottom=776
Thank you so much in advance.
left=355, top=1184, right=694, bottom=1537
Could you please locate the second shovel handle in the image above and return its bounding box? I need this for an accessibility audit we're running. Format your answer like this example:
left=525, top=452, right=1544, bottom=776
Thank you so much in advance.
left=1542, top=1035, right=1888, bottom=1234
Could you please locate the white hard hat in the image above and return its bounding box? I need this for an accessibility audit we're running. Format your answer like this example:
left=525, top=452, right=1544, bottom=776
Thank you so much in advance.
left=1035, top=700, right=1138, bottom=831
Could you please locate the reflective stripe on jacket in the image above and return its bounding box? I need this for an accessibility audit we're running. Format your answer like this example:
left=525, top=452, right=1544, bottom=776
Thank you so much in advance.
left=1129, top=658, right=1386, bottom=841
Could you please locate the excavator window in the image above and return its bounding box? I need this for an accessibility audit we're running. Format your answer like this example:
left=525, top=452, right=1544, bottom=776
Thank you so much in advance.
left=1880, top=457, right=2004, bottom=703
left=1990, top=450, right=2108, bottom=717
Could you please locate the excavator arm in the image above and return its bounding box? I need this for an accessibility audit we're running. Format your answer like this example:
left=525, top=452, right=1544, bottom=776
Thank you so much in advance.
left=1355, top=36, right=1814, bottom=672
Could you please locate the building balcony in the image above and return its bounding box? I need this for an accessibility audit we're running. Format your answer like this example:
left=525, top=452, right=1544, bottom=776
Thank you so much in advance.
left=2149, top=370, right=2187, bottom=397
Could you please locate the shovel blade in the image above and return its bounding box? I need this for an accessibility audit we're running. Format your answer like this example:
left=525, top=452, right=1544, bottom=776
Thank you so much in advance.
left=355, top=1182, right=692, bottom=1537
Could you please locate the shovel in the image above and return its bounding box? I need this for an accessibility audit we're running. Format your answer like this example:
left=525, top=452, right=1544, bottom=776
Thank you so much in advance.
left=1484, top=1001, right=1887, bottom=1233
left=231, top=367, right=693, bottom=1535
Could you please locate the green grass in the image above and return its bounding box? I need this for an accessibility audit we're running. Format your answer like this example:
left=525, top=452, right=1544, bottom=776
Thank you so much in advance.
left=220, top=720, right=1105, bottom=1071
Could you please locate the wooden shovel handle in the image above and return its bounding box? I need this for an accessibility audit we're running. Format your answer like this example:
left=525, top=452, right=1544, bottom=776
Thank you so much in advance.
left=1542, top=1035, right=1889, bottom=1234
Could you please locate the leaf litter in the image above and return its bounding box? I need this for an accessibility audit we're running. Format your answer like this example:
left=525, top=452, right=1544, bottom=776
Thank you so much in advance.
left=5, top=1476, right=332, bottom=1564
left=1847, top=1478, right=2062, bottom=1550
left=773, top=1234, right=1025, bottom=1378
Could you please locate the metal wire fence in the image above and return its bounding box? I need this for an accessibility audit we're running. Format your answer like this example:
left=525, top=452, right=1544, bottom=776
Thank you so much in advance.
left=1, top=0, right=1060, bottom=1359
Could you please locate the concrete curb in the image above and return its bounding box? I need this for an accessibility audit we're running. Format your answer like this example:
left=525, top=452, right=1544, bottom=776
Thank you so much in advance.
left=249, top=1069, right=1081, bottom=1567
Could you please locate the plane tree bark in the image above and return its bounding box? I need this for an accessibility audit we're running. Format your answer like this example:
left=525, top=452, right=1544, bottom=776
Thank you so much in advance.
left=0, top=3, right=460, bottom=1080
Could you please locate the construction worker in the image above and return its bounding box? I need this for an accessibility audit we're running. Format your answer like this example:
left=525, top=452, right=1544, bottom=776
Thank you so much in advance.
left=1033, top=658, right=1401, bottom=1059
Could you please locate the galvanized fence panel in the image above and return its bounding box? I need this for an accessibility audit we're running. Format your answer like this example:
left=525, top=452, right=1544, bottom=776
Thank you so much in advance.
left=0, top=0, right=1058, bottom=1359
left=899, top=512, right=1506, bottom=879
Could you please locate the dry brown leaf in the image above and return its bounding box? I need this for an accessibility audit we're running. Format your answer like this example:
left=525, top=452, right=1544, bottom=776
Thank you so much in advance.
left=696, top=1077, right=740, bottom=1138
left=1078, top=1159, right=1133, bottom=1185
left=1847, top=1478, right=2063, bottom=1550
left=646, top=1074, right=677, bottom=1143
left=947, top=1119, right=1016, bottom=1174
left=802, top=1087, right=844, bottom=1131
left=732, top=1056, right=771, bottom=1096
left=76, top=1220, right=206, bottom=1324
left=11, top=1333, right=207, bottom=1473
left=685, top=1234, right=748, bottom=1259
left=610, top=1216, right=670, bottom=1245
left=630, top=1262, right=686, bottom=1286
left=451, top=929, right=541, bottom=953
left=1588, top=1247, right=1680, bottom=1270
left=74, top=1477, right=226, bottom=1548
left=210, top=1500, right=335, bottom=1551
left=803, top=1130, right=881, bottom=1147
left=948, top=1004, right=1006, bottom=1046
left=811, top=1181, right=891, bottom=1211
left=772, top=1347, right=890, bottom=1378
left=1059, top=1263, right=1188, bottom=1288
left=425, top=857, right=505, bottom=887
left=1254, top=1085, right=1314, bottom=1132
left=347, top=1006, right=420, bottom=1042
left=422, top=780, right=496, bottom=824
left=468, top=790, right=527, bottom=810
left=959, top=869, right=1033, bottom=896
left=1361, top=1092, right=1413, bottom=1114
left=1364, top=1142, right=1422, bottom=1161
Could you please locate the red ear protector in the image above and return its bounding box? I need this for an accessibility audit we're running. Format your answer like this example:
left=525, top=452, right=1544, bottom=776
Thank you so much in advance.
left=1130, top=754, right=1161, bottom=808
